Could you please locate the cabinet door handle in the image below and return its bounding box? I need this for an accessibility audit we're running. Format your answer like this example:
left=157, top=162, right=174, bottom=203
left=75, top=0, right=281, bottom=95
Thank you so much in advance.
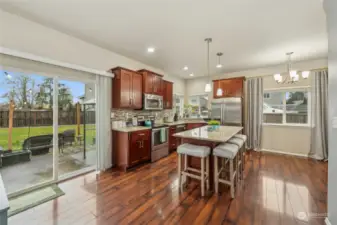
left=138, top=133, right=145, bottom=136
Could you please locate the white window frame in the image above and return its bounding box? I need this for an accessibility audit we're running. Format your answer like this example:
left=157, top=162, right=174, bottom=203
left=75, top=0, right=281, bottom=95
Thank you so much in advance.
left=263, top=87, right=311, bottom=127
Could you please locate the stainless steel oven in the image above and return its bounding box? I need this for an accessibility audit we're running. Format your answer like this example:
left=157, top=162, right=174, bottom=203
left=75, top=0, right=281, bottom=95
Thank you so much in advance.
left=144, top=94, right=163, bottom=110
left=151, top=125, right=169, bottom=162
left=175, top=124, right=187, bottom=133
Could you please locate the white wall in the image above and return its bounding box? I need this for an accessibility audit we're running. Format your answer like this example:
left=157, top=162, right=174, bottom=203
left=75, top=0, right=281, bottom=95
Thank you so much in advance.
left=0, top=9, right=185, bottom=95
left=186, top=58, right=327, bottom=96
left=185, top=58, right=328, bottom=156
left=325, top=0, right=337, bottom=224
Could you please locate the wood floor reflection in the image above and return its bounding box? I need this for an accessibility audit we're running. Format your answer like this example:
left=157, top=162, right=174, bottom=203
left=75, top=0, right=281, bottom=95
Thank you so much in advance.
left=8, top=151, right=328, bottom=225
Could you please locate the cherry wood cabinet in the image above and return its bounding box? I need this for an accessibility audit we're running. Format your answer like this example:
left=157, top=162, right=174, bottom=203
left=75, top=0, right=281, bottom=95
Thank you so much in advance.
left=169, top=123, right=206, bottom=152
left=169, top=126, right=179, bottom=152
left=131, top=130, right=151, bottom=162
left=137, top=69, right=163, bottom=95
left=131, top=73, right=143, bottom=109
left=111, top=67, right=143, bottom=109
left=187, top=123, right=207, bottom=130
left=113, top=129, right=151, bottom=171
left=213, top=77, right=244, bottom=99
left=163, top=80, right=173, bottom=109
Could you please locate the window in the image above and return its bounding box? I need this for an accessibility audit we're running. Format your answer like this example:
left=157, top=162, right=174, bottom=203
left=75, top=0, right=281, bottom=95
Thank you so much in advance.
left=174, top=95, right=184, bottom=117
left=264, top=93, right=270, bottom=99
left=187, top=95, right=209, bottom=118
left=263, top=89, right=310, bottom=125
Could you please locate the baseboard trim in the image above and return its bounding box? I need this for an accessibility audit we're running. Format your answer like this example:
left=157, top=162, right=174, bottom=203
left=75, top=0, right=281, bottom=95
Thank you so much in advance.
left=325, top=217, right=332, bottom=225
left=261, top=149, right=309, bottom=158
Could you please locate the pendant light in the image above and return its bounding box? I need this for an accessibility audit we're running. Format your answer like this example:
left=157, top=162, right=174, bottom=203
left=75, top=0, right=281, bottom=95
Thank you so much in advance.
left=216, top=52, right=223, bottom=68
left=216, top=52, right=224, bottom=96
left=216, top=87, right=223, bottom=96
left=204, top=38, right=212, bottom=93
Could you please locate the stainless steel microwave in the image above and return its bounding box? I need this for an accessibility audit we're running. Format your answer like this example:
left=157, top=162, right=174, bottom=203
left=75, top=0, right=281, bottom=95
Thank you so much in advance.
left=143, top=94, right=163, bottom=110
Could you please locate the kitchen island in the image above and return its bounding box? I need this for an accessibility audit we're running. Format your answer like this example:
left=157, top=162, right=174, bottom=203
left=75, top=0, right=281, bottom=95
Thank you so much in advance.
left=173, top=125, right=243, bottom=189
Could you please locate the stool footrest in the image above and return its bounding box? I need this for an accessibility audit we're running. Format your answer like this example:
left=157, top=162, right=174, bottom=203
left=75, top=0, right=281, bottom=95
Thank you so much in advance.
left=218, top=171, right=236, bottom=185
left=182, top=171, right=208, bottom=181
left=186, top=167, right=201, bottom=173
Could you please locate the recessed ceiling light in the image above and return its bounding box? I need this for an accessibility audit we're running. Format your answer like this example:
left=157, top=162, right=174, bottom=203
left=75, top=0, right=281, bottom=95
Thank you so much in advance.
left=183, top=66, right=188, bottom=71
left=189, top=73, right=194, bottom=77
left=147, top=47, right=155, bottom=53
left=216, top=64, right=223, bottom=68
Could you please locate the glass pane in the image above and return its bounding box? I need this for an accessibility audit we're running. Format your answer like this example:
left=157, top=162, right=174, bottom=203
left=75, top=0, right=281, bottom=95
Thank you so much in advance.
left=0, top=70, right=53, bottom=193
left=58, top=80, right=96, bottom=177
left=285, top=91, right=308, bottom=124
left=200, top=95, right=209, bottom=118
left=146, top=98, right=160, bottom=108
left=153, top=130, right=164, bottom=146
left=174, top=95, right=184, bottom=118
left=263, top=92, right=283, bottom=124
left=188, top=95, right=208, bottom=118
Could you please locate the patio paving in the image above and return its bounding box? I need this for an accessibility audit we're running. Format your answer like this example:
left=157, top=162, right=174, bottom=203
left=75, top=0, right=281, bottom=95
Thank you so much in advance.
left=0, top=146, right=96, bottom=194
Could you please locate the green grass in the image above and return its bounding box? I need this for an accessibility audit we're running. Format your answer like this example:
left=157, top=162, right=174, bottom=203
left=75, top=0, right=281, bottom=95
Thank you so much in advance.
left=0, top=125, right=96, bottom=150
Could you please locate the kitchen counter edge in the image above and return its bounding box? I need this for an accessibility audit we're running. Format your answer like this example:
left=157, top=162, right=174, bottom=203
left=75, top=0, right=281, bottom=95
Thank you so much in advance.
left=111, top=126, right=152, bottom=132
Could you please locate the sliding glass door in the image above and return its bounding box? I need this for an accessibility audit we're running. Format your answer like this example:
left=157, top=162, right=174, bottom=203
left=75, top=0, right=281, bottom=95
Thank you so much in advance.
left=0, top=69, right=97, bottom=196
left=0, top=70, right=54, bottom=194
left=57, top=79, right=96, bottom=178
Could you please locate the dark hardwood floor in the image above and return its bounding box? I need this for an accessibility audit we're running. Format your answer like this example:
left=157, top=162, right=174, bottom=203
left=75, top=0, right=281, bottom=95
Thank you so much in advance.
left=8, top=151, right=328, bottom=225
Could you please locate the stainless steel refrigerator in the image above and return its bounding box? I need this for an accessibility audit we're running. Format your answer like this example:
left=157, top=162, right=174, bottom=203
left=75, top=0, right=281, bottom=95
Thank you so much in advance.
left=210, top=98, right=243, bottom=126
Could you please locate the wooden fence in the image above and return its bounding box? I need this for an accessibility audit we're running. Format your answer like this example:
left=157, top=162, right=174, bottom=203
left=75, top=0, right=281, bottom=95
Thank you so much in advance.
left=0, top=110, right=95, bottom=128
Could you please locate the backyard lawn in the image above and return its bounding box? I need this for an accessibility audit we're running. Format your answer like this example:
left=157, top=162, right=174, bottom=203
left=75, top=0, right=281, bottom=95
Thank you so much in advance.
left=0, top=125, right=96, bottom=150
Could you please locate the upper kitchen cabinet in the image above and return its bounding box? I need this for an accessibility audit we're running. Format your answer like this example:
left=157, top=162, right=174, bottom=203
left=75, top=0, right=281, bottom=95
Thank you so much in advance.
left=163, top=80, right=173, bottom=109
left=213, top=77, right=245, bottom=98
left=137, top=69, right=163, bottom=95
left=110, top=67, right=143, bottom=109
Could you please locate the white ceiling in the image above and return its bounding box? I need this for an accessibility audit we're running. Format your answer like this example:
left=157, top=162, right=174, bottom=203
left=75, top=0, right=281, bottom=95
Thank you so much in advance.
left=0, top=0, right=328, bottom=79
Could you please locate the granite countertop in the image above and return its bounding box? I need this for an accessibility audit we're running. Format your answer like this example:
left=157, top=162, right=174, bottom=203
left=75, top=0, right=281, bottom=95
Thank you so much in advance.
left=111, top=126, right=151, bottom=132
left=173, top=125, right=243, bottom=143
left=164, top=120, right=207, bottom=126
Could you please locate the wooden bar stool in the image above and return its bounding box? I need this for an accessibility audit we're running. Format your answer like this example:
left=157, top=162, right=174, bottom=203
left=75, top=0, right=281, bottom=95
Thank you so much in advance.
left=233, top=134, right=247, bottom=171
left=228, top=135, right=246, bottom=179
left=177, top=143, right=210, bottom=197
left=213, top=143, right=240, bottom=198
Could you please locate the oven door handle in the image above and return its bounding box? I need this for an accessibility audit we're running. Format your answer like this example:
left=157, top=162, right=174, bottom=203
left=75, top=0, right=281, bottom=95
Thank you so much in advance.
left=152, top=127, right=169, bottom=131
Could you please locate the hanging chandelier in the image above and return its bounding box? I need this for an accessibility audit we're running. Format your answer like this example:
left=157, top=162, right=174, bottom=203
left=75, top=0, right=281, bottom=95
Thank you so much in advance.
left=204, top=38, right=212, bottom=93
left=274, top=52, right=310, bottom=84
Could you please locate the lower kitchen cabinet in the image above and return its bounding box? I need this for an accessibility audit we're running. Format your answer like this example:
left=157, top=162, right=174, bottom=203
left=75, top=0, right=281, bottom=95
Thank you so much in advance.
left=113, top=129, right=151, bottom=170
left=168, top=124, right=187, bottom=152
left=168, top=123, right=207, bottom=152
left=169, top=126, right=178, bottom=152
left=186, top=123, right=207, bottom=130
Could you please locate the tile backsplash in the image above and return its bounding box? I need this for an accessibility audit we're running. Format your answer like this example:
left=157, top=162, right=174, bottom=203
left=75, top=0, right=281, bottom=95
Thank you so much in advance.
left=111, top=109, right=175, bottom=122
